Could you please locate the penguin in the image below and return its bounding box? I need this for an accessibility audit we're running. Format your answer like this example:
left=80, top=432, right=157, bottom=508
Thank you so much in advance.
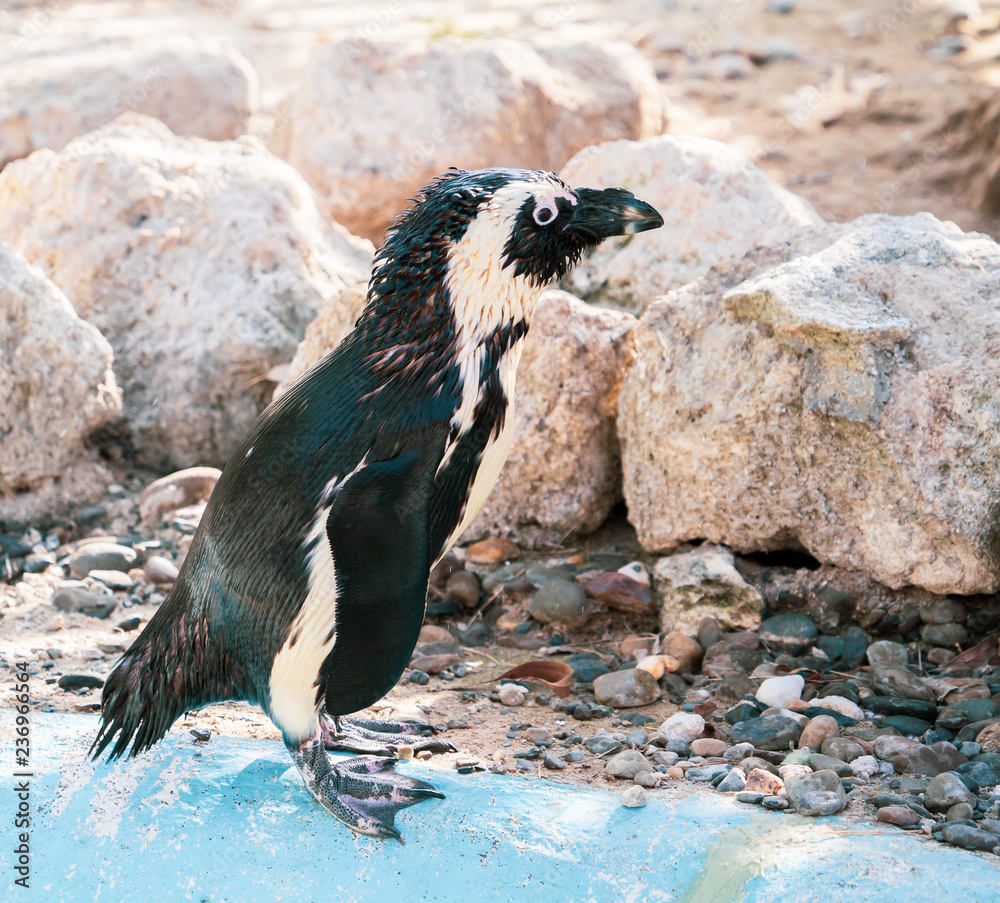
left=92, top=167, right=663, bottom=841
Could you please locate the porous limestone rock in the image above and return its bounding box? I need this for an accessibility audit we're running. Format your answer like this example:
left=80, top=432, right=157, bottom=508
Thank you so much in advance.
left=0, top=114, right=372, bottom=470
left=559, top=134, right=822, bottom=311
left=653, top=545, right=764, bottom=634
left=619, top=213, right=1000, bottom=594
left=0, top=34, right=259, bottom=168
left=272, top=37, right=664, bottom=242
left=0, top=242, right=121, bottom=514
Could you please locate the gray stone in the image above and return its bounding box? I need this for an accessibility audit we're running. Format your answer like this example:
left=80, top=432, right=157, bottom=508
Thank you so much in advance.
left=868, top=664, right=935, bottom=702
left=893, top=742, right=969, bottom=777
left=616, top=213, right=1000, bottom=593
left=605, top=749, right=652, bottom=779
left=67, top=543, right=137, bottom=579
left=144, top=556, right=179, bottom=585
left=807, top=754, right=852, bottom=777
left=729, top=716, right=802, bottom=751
left=703, top=641, right=766, bottom=679
left=925, top=772, right=976, bottom=811
left=867, top=640, right=909, bottom=667
left=918, top=598, right=967, bottom=625
left=821, top=737, right=866, bottom=762
left=841, top=627, right=869, bottom=669
left=685, top=764, right=732, bottom=782
left=716, top=769, right=747, bottom=792
left=795, top=790, right=845, bottom=817
left=88, top=570, right=134, bottom=591
left=51, top=586, right=112, bottom=614
left=528, top=578, right=591, bottom=626
left=921, top=622, right=969, bottom=647
left=940, top=824, right=1000, bottom=853
left=585, top=734, right=623, bottom=756
left=784, top=769, right=847, bottom=810
left=593, top=669, right=662, bottom=708
left=758, top=613, right=818, bottom=655
left=736, top=791, right=766, bottom=804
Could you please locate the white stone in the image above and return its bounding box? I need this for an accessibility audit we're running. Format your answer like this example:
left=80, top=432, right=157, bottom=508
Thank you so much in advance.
left=619, top=213, right=1000, bottom=593
left=658, top=712, right=705, bottom=744
left=0, top=241, right=121, bottom=517
left=559, top=134, right=822, bottom=312
left=850, top=755, right=879, bottom=778
left=0, top=114, right=372, bottom=469
left=654, top=545, right=764, bottom=634
left=498, top=684, right=528, bottom=706
left=809, top=696, right=865, bottom=721
left=620, top=785, right=648, bottom=808
left=755, top=675, right=805, bottom=709
left=0, top=34, right=258, bottom=168
left=272, top=37, right=664, bottom=242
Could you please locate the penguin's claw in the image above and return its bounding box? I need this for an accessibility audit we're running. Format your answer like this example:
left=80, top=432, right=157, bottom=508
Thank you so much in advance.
left=290, top=736, right=443, bottom=842
left=320, top=714, right=458, bottom=756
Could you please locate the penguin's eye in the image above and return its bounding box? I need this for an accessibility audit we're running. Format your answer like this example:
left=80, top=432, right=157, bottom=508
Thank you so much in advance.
left=533, top=199, right=559, bottom=226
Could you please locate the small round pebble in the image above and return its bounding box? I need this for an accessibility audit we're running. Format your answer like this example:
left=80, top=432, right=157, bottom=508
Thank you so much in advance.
left=877, top=805, right=920, bottom=827
left=621, top=786, right=647, bottom=808
left=795, top=790, right=844, bottom=817
left=761, top=795, right=789, bottom=810
left=144, top=555, right=179, bottom=584
left=408, top=670, right=430, bottom=685
left=498, top=684, right=528, bottom=706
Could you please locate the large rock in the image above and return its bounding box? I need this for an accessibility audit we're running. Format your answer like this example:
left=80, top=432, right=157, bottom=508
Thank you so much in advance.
left=558, top=135, right=822, bottom=311
left=0, top=114, right=372, bottom=470
left=283, top=289, right=638, bottom=547
left=0, top=35, right=259, bottom=168
left=619, top=213, right=1000, bottom=593
left=0, top=242, right=121, bottom=514
left=272, top=37, right=664, bottom=242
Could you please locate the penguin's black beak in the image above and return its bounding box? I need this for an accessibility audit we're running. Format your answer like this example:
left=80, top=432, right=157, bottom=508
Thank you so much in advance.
left=567, top=187, right=664, bottom=239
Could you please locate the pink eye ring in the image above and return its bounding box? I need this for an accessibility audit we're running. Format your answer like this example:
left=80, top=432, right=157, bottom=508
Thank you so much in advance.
left=533, top=199, right=559, bottom=226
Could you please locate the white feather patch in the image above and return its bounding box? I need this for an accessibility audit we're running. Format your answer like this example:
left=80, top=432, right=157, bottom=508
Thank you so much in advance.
left=267, top=458, right=367, bottom=742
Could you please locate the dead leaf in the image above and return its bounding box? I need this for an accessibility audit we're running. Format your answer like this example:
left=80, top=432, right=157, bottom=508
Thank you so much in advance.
left=578, top=571, right=656, bottom=617
left=497, top=661, right=572, bottom=698
left=940, top=635, right=998, bottom=673
left=692, top=701, right=718, bottom=718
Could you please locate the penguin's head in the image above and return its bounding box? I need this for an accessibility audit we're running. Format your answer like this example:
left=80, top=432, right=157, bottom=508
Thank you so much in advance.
left=364, top=168, right=662, bottom=346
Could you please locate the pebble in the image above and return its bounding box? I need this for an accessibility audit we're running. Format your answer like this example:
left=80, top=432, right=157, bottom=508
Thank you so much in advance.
left=867, top=696, right=938, bottom=720
left=756, top=674, right=805, bottom=709
left=417, top=624, right=454, bottom=644
left=866, top=639, right=909, bottom=667
left=921, top=622, right=968, bottom=647
left=515, top=759, right=535, bottom=773
left=946, top=801, right=975, bottom=821
left=806, top=753, right=852, bottom=777
left=525, top=727, right=551, bottom=743
left=761, top=795, right=789, bottom=810
left=821, top=737, right=865, bottom=762
left=88, top=569, right=133, bottom=591
left=144, top=555, right=179, bottom=584
left=939, top=824, right=1000, bottom=853
left=605, top=749, right=652, bottom=779
left=758, top=613, right=818, bottom=655
left=784, top=770, right=847, bottom=811
left=542, top=751, right=567, bottom=770
left=620, top=786, right=647, bottom=808
left=796, top=790, right=845, bottom=817
left=840, top=627, right=869, bottom=669
left=408, top=670, right=430, bottom=685
left=593, top=669, right=661, bottom=708
left=878, top=805, right=920, bottom=827
left=686, top=763, right=732, bottom=783
left=690, top=738, right=728, bottom=758
left=892, top=742, right=968, bottom=777
left=466, top=537, right=519, bottom=564
left=498, top=684, right=528, bottom=706
left=882, top=715, right=930, bottom=736
left=51, top=586, right=113, bottom=615
left=868, top=664, right=934, bottom=702
left=528, top=578, right=590, bottom=626
left=67, top=542, right=137, bottom=579
left=744, top=768, right=784, bottom=795
left=729, top=716, right=802, bottom=751
left=660, top=632, right=704, bottom=674
left=957, top=761, right=997, bottom=788
left=925, top=772, right=975, bottom=811
left=717, top=768, right=747, bottom=792
left=634, top=771, right=659, bottom=788
left=850, top=755, right=879, bottom=778
left=810, top=696, right=865, bottom=721
left=702, top=641, right=764, bottom=679
left=57, top=674, right=104, bottom=691
left=872, top=734, right=920, bottom=760
left=798, top=715, right=839, bottom=751
left=658, top=712, right=705, bottom=744
left=737, top=790, right=766, bottom=805
left=446, top=571, right=481, bottom=608
left=585, top=735, right=623, bottom=756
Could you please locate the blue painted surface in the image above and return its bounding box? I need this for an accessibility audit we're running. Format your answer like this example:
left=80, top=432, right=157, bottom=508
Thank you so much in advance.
left=2, top=712, right=999, bottom=902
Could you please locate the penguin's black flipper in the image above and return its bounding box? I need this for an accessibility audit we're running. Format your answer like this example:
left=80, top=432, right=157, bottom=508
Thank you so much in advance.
left=320, top=714, right=458, bottom=756
left=291, top=737, right=443, bottom=842
left=320, top=447, right=439, bottom=717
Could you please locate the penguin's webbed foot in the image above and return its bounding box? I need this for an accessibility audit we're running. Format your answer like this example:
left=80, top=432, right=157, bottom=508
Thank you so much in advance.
left=290, top=736, right=443, bottom=842
left=320, top=713, right=457, bottom=756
